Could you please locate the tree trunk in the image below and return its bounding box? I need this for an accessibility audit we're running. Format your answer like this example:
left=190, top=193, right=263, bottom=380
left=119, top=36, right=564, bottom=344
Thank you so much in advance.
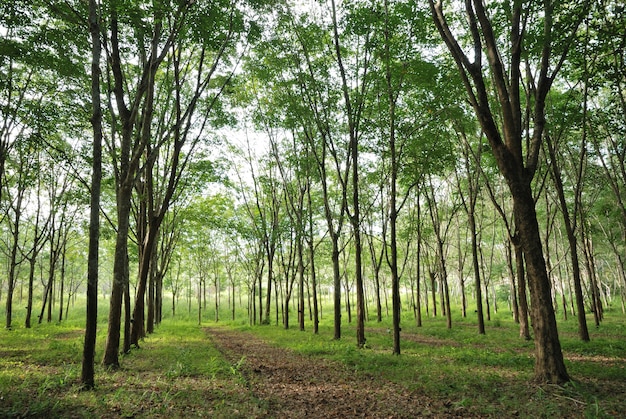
left=25, top=258, right=36, bottom=328
left=58, top=240, right=67, bottom=322
left=332, top=237, right=342, bottom=339
left=298, top=241, right=305, bottom=332
left=131, top=219, right=159, bottom=346
left=81, top=0, right=102, bottom=389
left=264, top=254, right=274, bottom=324
left=439, top=240, right=452, bottom=329
left=514, top=184, right=569, bottom=383
left=344, top=274, right=352, bottom=324
left=123, top=257, right=132, bottom=354
left=429, top=270, right=437, bottom=318
left=545, top=133, right=589, bottom=341
left=146, top=255, right=156, bottom=333
left=505, top=238, right=519, bottom=323
left=513, top=237, right=531, bottom=340
left=470, top=207, right=485, bottom=334
left=102, top=183, right=133, bottom=368
left=307, top=187, right=319, bottom=334
left=415, top=194, right=423, bottom=327
left=5, top=192, right=24, bottom=330
left=582, top=226, right=603, bottom=326
left=457, top=223, right=467, bottom=318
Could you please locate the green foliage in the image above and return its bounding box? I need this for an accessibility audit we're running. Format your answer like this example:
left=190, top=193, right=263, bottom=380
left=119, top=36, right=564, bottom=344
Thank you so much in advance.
left=1, top=0, right=625, bottom=415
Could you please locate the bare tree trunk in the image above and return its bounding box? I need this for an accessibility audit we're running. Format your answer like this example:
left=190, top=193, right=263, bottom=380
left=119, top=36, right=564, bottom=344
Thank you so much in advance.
left=545, top=132, right=589, bottom=341
left=5, top=186, right=25, bottom=330
left=330, top=0, right=367, bottom=348
left=429, top=270, right=437, bottom=318
left=470, top=206, right=484, bottom=333
left=514, top=237, right=531, bottom=340
left=457, top=222, right=467, bottom=319
left=582, top=223, right=603, bottom=326
left=307, top=186, right=319, bottom=334
left=81, top=0, right=102, bottom=389
left=505, top=238, right=519, bottom=324
left=414, top=193, right=423, bottom=327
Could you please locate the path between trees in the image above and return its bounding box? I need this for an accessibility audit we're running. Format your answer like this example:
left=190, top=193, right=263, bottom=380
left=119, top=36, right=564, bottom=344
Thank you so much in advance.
left=205, top=327, right=463, bottom=418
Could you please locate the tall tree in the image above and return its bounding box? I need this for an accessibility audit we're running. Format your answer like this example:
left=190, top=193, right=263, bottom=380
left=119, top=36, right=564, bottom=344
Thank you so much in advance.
left=81, top=0, right=102, bottom=390
left=129, top=1, right=242, bottom=346
left=330, top=0, right=371, bottom=348
left=102, top=0, right=191, bottom=368
left=455, top=129, right=486, bottom=334
left=430, top=0, right=587, bottom=383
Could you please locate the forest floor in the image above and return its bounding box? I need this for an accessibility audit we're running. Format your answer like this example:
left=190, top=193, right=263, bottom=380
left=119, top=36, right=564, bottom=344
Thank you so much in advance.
left=206, top=327, right=458, bottom=418
left=205, top=325, right=625, bottom=418
left=1, top=316, right=624, bottom=418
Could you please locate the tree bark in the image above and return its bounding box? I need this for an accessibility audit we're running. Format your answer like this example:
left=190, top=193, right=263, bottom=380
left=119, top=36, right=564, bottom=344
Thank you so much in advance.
left=429, top=0, right=581, bottom=383
left=103, top=183, right=133, bottom=368
left=513, top=236, right=531, bottom=340
left=505, top=238, right=519, bottom=324
left=545, top=133, right=589, bottom=341
left=306, top=185, right=320, bottom=334
left=330, top=0, right=366, bottom=348
left=469, top=203, right=484, bottom=334
left=514, top=183, right=569, bottom=382
left=81, top=0, right=102, bottom=388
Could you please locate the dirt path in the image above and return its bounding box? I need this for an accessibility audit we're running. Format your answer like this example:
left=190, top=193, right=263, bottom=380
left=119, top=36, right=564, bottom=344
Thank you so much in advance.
left=206, top=327, right=463, bottom=418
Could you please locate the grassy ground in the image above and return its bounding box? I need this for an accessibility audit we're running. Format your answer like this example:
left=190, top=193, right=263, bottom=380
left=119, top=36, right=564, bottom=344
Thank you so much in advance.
left=0, top=301, right=624, bottom=417
left=240, top=310, right=626, bottom=417
left=0, top=319, right=260, bottom=418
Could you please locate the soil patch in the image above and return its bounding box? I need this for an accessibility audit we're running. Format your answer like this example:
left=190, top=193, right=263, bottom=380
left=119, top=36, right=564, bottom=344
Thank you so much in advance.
left=206, top=327, right=466, bottom=418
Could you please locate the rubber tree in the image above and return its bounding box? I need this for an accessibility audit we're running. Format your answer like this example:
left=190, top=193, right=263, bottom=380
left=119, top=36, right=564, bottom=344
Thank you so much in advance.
left=241, top=7, right=350, bottom=338
left=454, top=128, right=486, bottom=334
left=80, top=0, right=103, bottom=389
left=330, top=0, right=372, bottom=348
left=129, top=0, right=243, bottom=347
left=102, top=0, right=191, bottom=368
left=429, top=0, right=588, bottom=383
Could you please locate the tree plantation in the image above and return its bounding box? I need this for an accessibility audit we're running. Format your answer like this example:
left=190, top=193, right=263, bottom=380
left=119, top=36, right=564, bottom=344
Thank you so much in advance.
left=1, top=0, right=625, bottom=417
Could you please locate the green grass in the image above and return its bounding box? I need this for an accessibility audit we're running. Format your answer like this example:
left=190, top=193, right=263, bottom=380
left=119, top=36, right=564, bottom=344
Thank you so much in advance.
left=0, top=318, right=262, bottom=418
left=233, top=306, right=626, bottom=418
left=0, top=298, right=624, bottom=418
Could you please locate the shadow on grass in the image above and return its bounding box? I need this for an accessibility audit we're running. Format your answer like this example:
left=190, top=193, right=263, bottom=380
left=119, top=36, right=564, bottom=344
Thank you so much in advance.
left=0, top=322, right=265, bottom=418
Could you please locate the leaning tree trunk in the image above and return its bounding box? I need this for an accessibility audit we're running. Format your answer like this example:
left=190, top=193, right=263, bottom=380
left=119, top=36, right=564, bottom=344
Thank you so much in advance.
left=545, top=133, right=589, bottom=341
